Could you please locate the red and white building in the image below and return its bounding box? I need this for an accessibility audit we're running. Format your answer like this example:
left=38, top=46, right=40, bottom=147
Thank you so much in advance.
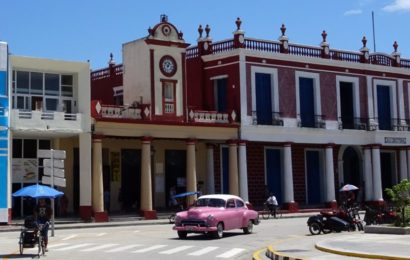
left=91, top=15, right=410, bottom=218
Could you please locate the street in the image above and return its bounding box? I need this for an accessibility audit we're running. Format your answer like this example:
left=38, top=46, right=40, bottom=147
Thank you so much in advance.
left=0, top=217, right=364, bottom=259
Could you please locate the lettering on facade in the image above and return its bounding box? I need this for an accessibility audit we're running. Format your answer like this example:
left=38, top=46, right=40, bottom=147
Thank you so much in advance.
left=384, top=137, right=407, bottom=144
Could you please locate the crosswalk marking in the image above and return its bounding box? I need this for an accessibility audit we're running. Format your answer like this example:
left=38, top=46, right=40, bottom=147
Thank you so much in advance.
left=46, top=243, right=70, bottom=248
left=62, top=234, right=78, bottom=241
left=96, top=233, right=106, bottom=237
left=159, top=245, right=194, bottom=254
left=105, top=244, right=142, bottom=252
left=216, top=248, right=246, bottom=258
left=132, top=245, right=167, bottom=253
left=188, top=246, right=219, bottom=256
left=81, top=244, right=118, bottom=252
left=54, top=243, right=94, bottom=251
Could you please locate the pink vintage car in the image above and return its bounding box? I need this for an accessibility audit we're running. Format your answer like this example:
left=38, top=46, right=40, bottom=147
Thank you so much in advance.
left=173, top=194, right=260, bottom=239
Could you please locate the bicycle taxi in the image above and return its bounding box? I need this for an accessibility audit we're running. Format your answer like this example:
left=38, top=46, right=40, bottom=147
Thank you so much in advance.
left=168, top=191, right=201, bottom=223
left=18, top=216, right=47, bottom=256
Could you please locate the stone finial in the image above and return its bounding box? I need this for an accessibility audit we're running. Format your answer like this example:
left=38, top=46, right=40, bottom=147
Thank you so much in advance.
left=236, top=17, right=242, bottom=31
left=198, top=25, right=203, bottom=38
left=393, top=41, right=398, bottom=52
left=148, top=27, right=154, bottom=36
left=321, top=30, right=327, bottom=42
left=178, top=30, right=183, bottom=40
left=280, top=24, right=286, bottom=36
left=362, top=36, right=367, bottom=48
left=108, top=53, right=115, bottom=65
left=205, top=24, right=210, bottom=38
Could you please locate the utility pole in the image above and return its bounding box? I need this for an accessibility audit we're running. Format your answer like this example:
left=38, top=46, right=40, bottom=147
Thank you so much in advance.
left=372, top=11, right=376, bottom=52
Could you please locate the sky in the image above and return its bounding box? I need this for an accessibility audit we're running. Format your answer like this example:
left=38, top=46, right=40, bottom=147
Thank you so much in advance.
left=1, top=0, right=410, bottom=70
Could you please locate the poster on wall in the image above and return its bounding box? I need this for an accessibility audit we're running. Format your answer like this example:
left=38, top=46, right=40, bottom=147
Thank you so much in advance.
left=111, top=152, right=120, bottom=182
left=12, top=159, right=38, bottom=183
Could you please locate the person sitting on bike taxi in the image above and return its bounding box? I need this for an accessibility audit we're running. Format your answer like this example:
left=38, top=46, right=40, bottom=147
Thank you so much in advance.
left=266, top=193, right=279, bottom=218
left=33, top=198, right=52, bottom=251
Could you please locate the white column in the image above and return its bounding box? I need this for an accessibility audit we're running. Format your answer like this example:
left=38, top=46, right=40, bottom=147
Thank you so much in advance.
left=283, top=143, right=295, bottom=203
left=186, top=139, right=197, bottom=206
left=363, top=147, right=373, bottom=201
left=140, top=137, right=153, bottom=211
left=92, top=137, right=104, bottom=213
left=238, top=141, right=248, bottom=201
left=325, top=144, right=336, bottom=202
left=400, top=149, right=408, bottom=181
left=372, top=145, right=383, bottom=201
left=206, top=144, right=215, bottom=194
left=79, top=133, right=92, bottom=212
left=228, top=140, right=239, bottom=196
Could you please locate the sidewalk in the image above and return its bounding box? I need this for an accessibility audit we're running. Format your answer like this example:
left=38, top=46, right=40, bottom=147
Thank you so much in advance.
left=260, top=229, right=410, bottom=260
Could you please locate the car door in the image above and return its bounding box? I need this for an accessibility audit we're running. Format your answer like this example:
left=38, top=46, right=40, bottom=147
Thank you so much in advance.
left=235, top=199, right=247, bottom=227
left=225, top=199, right=238, bottom=229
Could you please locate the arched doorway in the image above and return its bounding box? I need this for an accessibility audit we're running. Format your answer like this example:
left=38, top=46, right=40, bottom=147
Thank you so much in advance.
left=342, top=147, right=361, bottom=187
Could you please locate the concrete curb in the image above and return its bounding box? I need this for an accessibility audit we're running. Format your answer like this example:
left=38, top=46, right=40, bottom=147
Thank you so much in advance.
left=265, top=245, right=306, bottom=260
left=315, top=242, right=410, bottom=260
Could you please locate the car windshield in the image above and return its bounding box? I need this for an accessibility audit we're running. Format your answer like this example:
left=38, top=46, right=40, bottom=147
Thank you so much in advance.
left=195, top=198, right=226, bottom=208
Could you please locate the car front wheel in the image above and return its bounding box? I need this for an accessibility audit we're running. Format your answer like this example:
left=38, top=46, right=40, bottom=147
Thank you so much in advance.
left=243, top=220, right=253, bottom=234
left=177, top=231, right=187, bottom=239
left=214, top=223, right=224, bottom=239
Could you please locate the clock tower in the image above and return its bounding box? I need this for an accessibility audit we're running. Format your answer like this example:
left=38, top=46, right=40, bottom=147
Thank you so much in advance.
left=122, top=15, right=190, bottom=120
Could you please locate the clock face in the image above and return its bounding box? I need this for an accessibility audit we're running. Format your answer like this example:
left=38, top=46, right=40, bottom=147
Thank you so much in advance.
left=162, top=25, right=171, bottom=36
left=160, top=55, right=177, bottom=77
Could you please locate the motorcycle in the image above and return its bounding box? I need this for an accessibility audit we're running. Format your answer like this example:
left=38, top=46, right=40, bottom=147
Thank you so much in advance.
left=307, top=207, right=363, bottom=235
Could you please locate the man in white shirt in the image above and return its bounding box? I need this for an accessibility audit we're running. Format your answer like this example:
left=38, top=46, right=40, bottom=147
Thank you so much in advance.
left=266, top=193, right=278, bottom=218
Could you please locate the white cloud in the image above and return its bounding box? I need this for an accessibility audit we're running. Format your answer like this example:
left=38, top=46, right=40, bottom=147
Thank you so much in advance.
left=344, top=9, right=363, bottom=16
left=383, top=0, right=410, bottom=12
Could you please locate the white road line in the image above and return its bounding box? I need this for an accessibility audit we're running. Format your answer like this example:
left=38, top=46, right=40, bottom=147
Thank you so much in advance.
left=105, top=244, right=143, bottom=252
left=81, top=244, right=118, bottom=252
left=62, top=234, right=78, bottom=240
left=188, top=246, right=219, bottom=256
left=216, top=248, right=246, bottom=258
left=159, top=245, right=194, bottom=254
left=54, top=243, right=94, bottom=251
left=46, top=243, right=70, bottom=248
left=27, top=243, right=68, bottom=251
left=132, top=245, right=167, bottom=253
left=96, top=233, right=106, bottom=237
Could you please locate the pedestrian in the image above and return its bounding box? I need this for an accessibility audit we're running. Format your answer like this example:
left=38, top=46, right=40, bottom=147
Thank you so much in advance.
left=169, top=186, right=178, bottom=208
left=33, top=198, right=52, bottom=251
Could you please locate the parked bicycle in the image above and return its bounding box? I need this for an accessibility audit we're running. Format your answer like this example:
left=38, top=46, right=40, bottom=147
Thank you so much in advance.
left=261, top=202, right=282, bottom=219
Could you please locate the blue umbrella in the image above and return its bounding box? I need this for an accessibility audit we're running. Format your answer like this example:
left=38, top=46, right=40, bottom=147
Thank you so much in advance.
left=12, top=184, right=64, bottom=199
left=172, top=191, right=201, bottom=199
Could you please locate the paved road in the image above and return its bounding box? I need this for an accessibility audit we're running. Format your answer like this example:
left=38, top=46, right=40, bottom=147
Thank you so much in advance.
left=0, top=217, right=365, bottom=260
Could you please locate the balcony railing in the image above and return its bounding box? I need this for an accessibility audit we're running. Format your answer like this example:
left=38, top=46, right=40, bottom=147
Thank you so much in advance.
left=11, top=109, right=83, bottom=133
left=251, top=111, right=283, bottom=126
left=186, top=37, right=410, bottom=71
left=188, top=108, right=236, bottom=124
left=297, top=114, right=326, bottom=128
left=100, top=105, right=142, bottom=119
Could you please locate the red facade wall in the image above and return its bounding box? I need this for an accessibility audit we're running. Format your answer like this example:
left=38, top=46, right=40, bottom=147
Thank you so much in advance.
left=91, top=66, right=123, bottom=105
left=186, top=57, right=204, bottom=110
left=320, top=72, right=337, bottom=120
left=278, top=67, right=297, bottom=118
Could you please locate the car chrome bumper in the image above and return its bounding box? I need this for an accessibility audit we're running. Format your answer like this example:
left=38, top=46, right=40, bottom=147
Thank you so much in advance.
left=173, top=225, right=217, bottom=232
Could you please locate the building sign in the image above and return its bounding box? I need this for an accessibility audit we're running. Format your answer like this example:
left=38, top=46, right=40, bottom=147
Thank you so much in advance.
left=12, top=159, right=38, bottom=183
left=111, top=152, right=120, bottom=182
left=384, top=137, right=407, bottom=144
left=0, top=41, right=9, bottom=223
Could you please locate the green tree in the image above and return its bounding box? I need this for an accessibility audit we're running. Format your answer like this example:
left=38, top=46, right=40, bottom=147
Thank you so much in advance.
left=385, top=179, right=410, bottom=227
